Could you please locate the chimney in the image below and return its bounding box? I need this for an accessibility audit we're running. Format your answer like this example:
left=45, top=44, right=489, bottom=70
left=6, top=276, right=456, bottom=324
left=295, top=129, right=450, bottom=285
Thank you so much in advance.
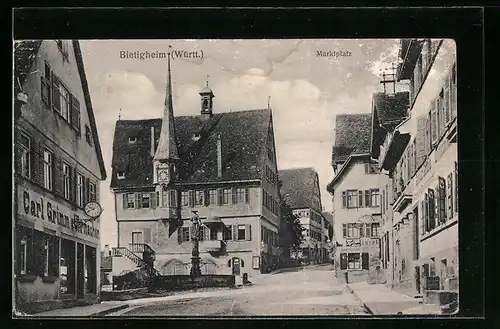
left=217, top=134, right=222, bottom=177
left=150, top=126, right=155, bottom=157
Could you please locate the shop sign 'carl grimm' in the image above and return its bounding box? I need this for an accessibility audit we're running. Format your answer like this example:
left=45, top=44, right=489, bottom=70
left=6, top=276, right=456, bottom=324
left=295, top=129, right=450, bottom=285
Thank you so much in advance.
left=19, top=189, right=101, bottom=239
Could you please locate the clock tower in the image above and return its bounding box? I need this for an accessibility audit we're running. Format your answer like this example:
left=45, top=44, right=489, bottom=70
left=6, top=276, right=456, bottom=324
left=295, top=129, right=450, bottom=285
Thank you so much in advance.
left=153, top=47, right=180, bottom=206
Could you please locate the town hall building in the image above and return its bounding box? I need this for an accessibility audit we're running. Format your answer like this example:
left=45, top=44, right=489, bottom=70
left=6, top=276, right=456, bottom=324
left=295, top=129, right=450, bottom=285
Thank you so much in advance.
left=109, top=52, right=281, bottom=280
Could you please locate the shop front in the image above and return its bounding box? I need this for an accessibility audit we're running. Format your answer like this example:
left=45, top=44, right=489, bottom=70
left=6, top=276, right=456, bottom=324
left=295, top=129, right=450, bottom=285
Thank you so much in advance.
left=14, top=184, right=100, bottom=314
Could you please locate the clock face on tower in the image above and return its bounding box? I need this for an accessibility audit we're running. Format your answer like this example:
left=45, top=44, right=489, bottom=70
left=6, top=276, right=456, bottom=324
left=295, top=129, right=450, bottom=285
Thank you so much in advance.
left=158, top=168, right=169, bottom=182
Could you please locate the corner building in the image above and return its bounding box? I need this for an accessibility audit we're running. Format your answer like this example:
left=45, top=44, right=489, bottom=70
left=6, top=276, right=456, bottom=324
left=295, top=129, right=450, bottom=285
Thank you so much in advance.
left=327, top=114, right=383, bottom=281
left=110, top=54, right=280, bottom=280
left=14, top=40, right=107, bottom=313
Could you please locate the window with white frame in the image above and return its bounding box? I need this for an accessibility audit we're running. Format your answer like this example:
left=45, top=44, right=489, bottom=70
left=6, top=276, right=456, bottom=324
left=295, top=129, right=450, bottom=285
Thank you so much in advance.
left=43, top=149, right=53, bottom=190
left=347, top=190, right=358, bottom=208
left=370, top=189, right=380, bottom=207
left=76, top=173, right=84, bottom=206
left=63, top=162, right=70, bottom=199
left=20, top=133, right=31, bottom=178
left=20, top=237, right=27, bottom=275
left=195, top=190, right=204, bottom=206
left=142, top=193, right=150, bottom=208
left=89, top=182, right=96, bottom=202
left=348, top=253, right=361, bottom=270
left=53, top=77, right=71, bottom=121
left=181, top=191, right=189, bottom=206
left=209, top=189, right=217, bottom=205
left=126, top=193, right=135, bottom=209
left=222, top=188, right=231, bottom=205
left=236, top=188, right=246, bottom=204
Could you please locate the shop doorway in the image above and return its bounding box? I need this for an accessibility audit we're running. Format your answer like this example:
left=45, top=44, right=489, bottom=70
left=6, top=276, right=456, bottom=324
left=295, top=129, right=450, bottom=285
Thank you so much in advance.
left=77, top=243, right=85, bottom=298
left=232, top=257, right=241, bottom=276
left=60, top=239, right=75, bottom=296
left=85, top=245, right=97, bottom=294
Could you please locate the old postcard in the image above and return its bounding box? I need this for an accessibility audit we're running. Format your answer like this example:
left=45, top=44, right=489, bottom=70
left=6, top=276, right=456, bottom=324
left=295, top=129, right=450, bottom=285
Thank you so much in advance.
left=13, top=38, right=458, bottom=317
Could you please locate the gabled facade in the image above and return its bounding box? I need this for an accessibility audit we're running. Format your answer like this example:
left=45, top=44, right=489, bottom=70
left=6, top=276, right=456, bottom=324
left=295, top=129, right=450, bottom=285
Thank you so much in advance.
left=110, top=53, right=281, bottom=279
left=371, top=39, right=458, bottom=306
left=279, top=168, right=328, bottom=264
left=13, top=40, right=106, bottom=313
left=327, top=114, right=383, bottom=280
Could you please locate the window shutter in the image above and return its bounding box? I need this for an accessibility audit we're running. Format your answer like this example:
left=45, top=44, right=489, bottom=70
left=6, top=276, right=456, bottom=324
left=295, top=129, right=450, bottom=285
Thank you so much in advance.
left=122, top=193, right=128, bottom=209
left=150, top=192, right=157, bottom=208
left=144, top=228, right=151, bottom=244
left=430, top=103, right=437, bottom=146
left=340, top=253, right=347, bottom=270
left=232, top=188, right=237, bottom=205
left=424, top=193, right=429, bottom=232
left=444, top=74, right=451, bottom=127
left=85, top=177, right=90, bottom=205
left=451, top=64, right=457, bottom=120
left=245, top=188, right=250, bottom=204
left=70, top=95, right=81, bottom=133
left=52, top=78, right=61, bottom=113
left=428, top=189, right=435, bottom=230
left=71, top=167, right=77, bottom=203
left=204, top=190, right=210, bottom=206
left=420, top=201, right=425, bottom=235
left=245, top=224, right=252, bottom=241
left=438, top=177, right=446, bottom=223
left=177, top=227, right=182, bottom=244
left=415, top=116, right=427, bottom=169
left=358, top=191, right=363, bottom=208
left=447, top=173, right=453, bottom=219
left=362, top=253, right=369, bottom=270
left=360, top=224, right=365, bottom=237
left=342, top=224, right=347, bottom=237
left=135, top=193, right=141, bottom=209
left=54, top=156, right=63, bottom=197
left=232, top=225, right=238, bottom=240
left=454, top=162, right=458, bottom=212
left=342, top=191, right=347, bottom=208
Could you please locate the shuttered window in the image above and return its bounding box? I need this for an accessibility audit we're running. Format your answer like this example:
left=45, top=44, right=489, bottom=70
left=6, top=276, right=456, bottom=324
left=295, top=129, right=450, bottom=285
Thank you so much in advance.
left=76, top=173, right=84, bottom=207
left=142, top=193, right=151, bottom=208
left=195, top=190, right=204, bottom=206
left=41, top=62, right=52, bottom=108
left=447, top=173, right=454, bottom=219
left=71, top=95, right=81, bottom=132
left=358, top=190, right=364, bottom=207
left=222, top=189, right=231, bottom=205
left=364, top=190, right=370, bottom=207
left=430, top=102, right=438, bottom=146
left=428, top=189, right=435, bottom=230
left=341, top=191, right=347, bottom=208
left=438, top=177, right=447, bottom=225
left=451, top=63, right=457, bottom=120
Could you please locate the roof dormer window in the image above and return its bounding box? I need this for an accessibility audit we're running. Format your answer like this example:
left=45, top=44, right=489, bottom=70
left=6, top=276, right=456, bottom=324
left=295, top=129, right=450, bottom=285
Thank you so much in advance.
left=117, top=171, right=125, bottom=179
left=128, top=137, right=137, bottom=144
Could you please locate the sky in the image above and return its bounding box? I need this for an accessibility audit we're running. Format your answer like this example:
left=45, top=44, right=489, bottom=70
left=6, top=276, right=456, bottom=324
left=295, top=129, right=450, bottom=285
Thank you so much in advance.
left=79, top=39, right=403, bottom=248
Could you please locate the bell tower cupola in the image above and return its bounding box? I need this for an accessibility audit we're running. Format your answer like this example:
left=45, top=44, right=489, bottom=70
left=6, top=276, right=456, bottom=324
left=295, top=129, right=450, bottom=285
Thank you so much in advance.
left=200, top=75, right=215, bottom=119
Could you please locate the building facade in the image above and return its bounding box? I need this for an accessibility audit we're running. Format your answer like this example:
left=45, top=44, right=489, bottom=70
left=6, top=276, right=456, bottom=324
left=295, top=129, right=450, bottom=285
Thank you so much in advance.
left=279, top=168, right=326, bottom=264
left=13, top=40, right=106, bottom=313
left=109, top=54, right=281, bottom=280
left=372, top=39, right=458, bottom=303
left=327, top=114, right=383, bottom=281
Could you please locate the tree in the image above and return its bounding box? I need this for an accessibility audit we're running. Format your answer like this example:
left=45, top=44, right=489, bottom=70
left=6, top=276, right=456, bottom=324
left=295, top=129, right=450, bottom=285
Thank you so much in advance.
left=279, top=199, right=304, bottom=264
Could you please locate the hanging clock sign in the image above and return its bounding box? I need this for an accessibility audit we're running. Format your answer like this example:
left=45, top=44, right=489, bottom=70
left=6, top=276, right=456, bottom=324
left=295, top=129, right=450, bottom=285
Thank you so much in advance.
left=84, top=201, right=103, bottom=219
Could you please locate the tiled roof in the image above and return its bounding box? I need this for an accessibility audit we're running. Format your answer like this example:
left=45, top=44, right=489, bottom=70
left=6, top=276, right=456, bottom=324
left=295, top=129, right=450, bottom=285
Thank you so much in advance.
left=370, top=92, right=410, bottom=158
left=372, top=92, right=409, bottom=126
left=332, top=114, right=372, bottom=164
left=14, top=41, right=43, bottom=94
left=279, top=168, right=317, bottom=210
left=110, top=109, right=271, bottom=188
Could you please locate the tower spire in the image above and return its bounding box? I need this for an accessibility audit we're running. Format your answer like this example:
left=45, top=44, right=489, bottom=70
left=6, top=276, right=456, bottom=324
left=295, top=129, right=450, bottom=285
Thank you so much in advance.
left=154, top=45, right=179, bottom=162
